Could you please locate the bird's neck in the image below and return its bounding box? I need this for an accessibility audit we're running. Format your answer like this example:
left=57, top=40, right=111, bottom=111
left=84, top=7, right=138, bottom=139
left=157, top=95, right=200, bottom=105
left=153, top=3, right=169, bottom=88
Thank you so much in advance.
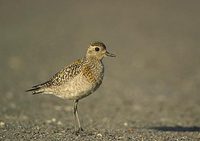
left=86, top=56, right=102, bottom=63
left=84, top=56, right=104, bottom=70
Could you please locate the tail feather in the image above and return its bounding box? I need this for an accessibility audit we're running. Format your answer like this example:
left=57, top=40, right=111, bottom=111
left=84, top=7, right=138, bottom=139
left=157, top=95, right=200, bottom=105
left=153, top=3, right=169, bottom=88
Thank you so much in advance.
left=26, top=81, right=50, bottom=95
left=32, top=81, right=50, bottom=88
left=25, top=87, right=44, bottom=95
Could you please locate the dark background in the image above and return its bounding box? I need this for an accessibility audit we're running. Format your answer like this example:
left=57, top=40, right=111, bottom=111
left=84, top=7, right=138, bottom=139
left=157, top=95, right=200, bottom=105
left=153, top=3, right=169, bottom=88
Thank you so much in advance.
left=1, top=1, right=200, bottom=140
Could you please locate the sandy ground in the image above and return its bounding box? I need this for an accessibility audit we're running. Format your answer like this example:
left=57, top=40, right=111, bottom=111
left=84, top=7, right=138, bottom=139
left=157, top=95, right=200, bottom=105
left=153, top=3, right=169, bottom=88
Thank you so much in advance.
left=1, top=1, right=200, bottom=140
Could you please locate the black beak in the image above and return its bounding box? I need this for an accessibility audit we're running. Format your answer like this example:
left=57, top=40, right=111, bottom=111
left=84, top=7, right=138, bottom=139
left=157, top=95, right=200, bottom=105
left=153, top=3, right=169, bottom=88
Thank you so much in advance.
left=105, top=51, right=116, bottom=57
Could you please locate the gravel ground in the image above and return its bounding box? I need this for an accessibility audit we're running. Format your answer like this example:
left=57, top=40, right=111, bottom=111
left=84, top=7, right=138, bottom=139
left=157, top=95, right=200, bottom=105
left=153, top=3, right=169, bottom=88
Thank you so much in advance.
left=1, top=1, right=200, bottom=140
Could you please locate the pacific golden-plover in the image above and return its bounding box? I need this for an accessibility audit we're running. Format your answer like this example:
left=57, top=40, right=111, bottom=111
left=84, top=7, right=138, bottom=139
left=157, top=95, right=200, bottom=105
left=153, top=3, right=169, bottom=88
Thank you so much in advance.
left=26, top=41, right=115, bottom=132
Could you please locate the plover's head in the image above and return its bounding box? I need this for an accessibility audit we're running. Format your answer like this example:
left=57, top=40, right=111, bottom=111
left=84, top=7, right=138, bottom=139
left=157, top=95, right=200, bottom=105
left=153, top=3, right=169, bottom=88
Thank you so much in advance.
left=86, top=41, right=116, bottom=60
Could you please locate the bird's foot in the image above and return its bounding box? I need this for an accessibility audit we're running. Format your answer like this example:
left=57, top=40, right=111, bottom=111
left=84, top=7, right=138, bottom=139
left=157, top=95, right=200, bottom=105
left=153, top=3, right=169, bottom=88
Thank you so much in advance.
left=78, top=127, right=84, bottom=132
left=74, top=127, right=84, bottom=135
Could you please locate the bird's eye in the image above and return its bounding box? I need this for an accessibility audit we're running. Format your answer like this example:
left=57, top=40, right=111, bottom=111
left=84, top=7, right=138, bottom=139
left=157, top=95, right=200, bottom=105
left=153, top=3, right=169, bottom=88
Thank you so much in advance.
left=95, top=47, right=100, bottom=52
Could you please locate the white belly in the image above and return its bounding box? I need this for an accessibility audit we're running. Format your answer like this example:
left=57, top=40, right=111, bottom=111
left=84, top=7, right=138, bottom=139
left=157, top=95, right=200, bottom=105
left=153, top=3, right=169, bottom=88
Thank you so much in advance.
left=48, top=74, right=97, bottom=100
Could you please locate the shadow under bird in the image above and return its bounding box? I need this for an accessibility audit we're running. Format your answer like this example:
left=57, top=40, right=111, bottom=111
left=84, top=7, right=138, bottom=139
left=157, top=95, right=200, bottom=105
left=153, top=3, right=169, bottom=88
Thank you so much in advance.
left=26, top=41, right=115, bottom=132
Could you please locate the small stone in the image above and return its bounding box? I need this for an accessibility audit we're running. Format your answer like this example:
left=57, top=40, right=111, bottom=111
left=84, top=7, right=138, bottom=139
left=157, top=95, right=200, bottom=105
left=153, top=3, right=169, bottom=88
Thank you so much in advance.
left=57, top=121, right=62, bottom=125
left=46, top=120, right=52, bottom=123
left=52, top=118, right=56, bottom=122
left=0, top=121, right=5, bottom=127
left=124, top=122, right=128, bottom=126
left=36, top=126, right=40, bottom=130
left=97, top=133, right=102, bottom=137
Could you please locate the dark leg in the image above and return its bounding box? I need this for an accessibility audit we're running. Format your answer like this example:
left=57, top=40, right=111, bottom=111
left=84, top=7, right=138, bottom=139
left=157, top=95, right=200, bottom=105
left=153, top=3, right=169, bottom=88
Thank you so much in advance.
left=73, top=100, right=83, bottom=132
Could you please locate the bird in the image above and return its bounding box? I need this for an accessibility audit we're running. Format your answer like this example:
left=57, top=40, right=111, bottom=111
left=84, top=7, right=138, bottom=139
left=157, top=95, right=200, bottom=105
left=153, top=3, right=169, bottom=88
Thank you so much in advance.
left=26, top=41, right=116, bottom=132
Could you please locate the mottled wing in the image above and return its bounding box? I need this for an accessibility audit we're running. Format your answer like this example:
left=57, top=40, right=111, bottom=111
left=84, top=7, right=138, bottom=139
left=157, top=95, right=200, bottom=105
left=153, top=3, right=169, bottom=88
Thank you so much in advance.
left=26, top=58, right=84, bottom=94
left=49, top=58, right=84, bottom=86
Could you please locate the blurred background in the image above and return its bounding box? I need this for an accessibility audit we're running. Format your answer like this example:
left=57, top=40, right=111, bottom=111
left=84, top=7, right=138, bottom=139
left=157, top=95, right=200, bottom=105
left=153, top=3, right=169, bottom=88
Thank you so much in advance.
left=0, top=0, right=200, bottom=139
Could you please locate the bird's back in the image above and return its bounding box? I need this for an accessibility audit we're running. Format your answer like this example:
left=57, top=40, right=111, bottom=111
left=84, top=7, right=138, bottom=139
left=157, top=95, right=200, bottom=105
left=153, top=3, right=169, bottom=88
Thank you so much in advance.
left=26, top=58, right=84, bottom=94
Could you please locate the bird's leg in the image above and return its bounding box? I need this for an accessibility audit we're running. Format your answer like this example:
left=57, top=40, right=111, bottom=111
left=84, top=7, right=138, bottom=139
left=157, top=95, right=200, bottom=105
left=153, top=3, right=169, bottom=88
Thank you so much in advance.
left=73, top=100, right=83, bottom=132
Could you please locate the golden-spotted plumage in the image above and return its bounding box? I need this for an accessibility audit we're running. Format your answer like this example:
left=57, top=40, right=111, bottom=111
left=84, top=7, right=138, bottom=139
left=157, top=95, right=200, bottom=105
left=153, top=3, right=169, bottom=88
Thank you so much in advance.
left=50, top=59, right=83, bottom=86
left=26, top=41, right=115, bottom=132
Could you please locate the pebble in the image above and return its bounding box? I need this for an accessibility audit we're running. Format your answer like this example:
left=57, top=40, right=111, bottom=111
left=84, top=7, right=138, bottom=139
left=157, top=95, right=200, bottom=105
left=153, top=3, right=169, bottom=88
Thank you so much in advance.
left=46, top=118, right=57, bottom=124
left=0, top=121, right=5, bottom=127
left=97, top=133, right=102, bottom=137
left=57, top=121, right=62, bottom=125
left=52, top=118, right=56, bottom=122
left=124, top=122, right=128, bottom=126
